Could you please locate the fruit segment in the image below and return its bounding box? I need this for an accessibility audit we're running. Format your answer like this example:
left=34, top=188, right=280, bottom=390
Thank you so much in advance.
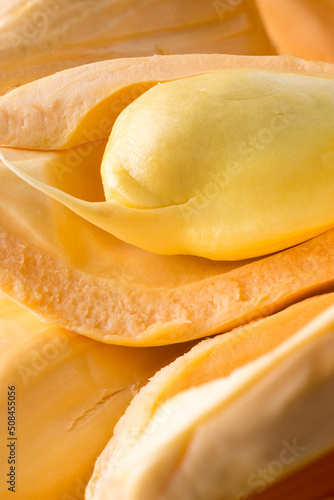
left=1, top=55, right=334, bottom=345
left=1, top=2, right=334, bottom=499
left=2, top=54, right=334, bottom=151
left=257, top=0, right=334, bottom=62
left=0, top=0, right=274, bottom=96
left=0, top=295, right=188, bottom=499
left=100, top=68, right=334, bottom=259
left=86, top=295, right=334, bottom=500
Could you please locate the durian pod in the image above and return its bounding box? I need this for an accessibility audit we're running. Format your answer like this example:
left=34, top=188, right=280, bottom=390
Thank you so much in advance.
left=1, top=55, right=334, bottom=345
left=0, top=0, right=274, bottom=96
left=256, top=0, right=334, bottom=62
left=86, top=294, right=334, bottom=500
left=0, top=294, right=188, bottom=500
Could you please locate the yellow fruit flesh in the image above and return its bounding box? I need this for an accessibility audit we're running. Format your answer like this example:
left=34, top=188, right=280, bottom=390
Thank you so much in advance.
left=0, top=295, right=189, bottom=499
left=0, top=3, right=333, bottom=499
left=101, top=68, right=334, bottom=259
left=1, top=55, right=334, bottom=345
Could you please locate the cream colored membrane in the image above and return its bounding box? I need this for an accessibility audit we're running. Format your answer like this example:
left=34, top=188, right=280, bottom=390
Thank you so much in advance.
left=84, top=292, right=334, bottom=489
left=87, top=305, right=334, bottom=500
left=0, top=143, right=334, bottom=266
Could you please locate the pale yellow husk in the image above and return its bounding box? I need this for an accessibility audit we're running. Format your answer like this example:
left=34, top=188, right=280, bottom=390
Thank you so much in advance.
left=87, top=299, right=334, bottom=500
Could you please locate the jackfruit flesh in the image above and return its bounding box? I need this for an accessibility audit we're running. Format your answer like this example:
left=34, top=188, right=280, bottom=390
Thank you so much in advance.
left=87, top=298, right=334, bottom=500
left=4, top=68, right=334, bottom=261
left=0, top=294, right=188, bottom=499
left=1, top=56, right=334, bottom=345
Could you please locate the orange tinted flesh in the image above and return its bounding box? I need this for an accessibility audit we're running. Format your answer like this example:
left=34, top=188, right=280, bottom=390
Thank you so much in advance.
left=155, top=292, right=334, bottom=406
left=91, top=291, right=334, bottom=498
left=1, top=55, right=334, bottom=345
left=257, top=0, right=334, bottom=62
left=0, top=294, right=191, bottom=500
left=1, top=54, right=334, bottom=151
left=1, top=222, right=334, bottom=346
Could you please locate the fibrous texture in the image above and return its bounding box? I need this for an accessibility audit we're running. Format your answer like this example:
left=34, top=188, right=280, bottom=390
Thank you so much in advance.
left=87, top=294, right=334, bottom=500
left=1, top=55, right=334, bottom=345
left=0, top=0, right=274, bottom=96
left=0, top=294, right=188, bottom=499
